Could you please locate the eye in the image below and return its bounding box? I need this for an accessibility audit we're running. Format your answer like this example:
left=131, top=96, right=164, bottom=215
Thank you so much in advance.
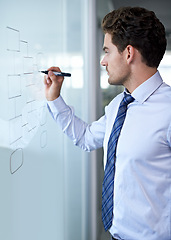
left=103, top=47, right=109, bottom=54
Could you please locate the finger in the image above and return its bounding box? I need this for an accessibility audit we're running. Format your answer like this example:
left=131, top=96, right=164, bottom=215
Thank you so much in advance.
left=44, top=75, right=51, bottom=85
left=47, top=66, right=61, bottom=72
left=48, top=70, right=64, bottom=84
left=48, top=70, right=56, bottom=80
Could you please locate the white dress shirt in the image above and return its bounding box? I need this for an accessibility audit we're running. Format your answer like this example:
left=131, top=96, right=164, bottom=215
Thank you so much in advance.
left=47, top=71, right=171, bottom=240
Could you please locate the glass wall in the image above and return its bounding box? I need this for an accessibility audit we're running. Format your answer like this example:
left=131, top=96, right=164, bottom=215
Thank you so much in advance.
left=0, top=0, right=105, bottom=240
left=159, top=51, right=171, bottom=86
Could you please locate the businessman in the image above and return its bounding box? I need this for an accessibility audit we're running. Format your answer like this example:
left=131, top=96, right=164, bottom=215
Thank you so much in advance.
left=44, top=7, right=171, bottom=240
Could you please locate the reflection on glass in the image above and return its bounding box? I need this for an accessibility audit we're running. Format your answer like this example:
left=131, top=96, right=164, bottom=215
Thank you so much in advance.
left=0, top=0, right=87, bottom=240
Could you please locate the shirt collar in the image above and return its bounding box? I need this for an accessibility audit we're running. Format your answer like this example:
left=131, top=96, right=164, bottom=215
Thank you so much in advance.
left=126, top=71, right=163, bottom=104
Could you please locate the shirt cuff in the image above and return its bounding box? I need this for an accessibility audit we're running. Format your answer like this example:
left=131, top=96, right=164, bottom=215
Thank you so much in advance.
left=47, top=95, right=68, bottom=114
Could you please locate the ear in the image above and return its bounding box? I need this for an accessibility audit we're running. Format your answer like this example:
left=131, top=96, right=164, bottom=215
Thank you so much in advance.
left=125, top=45, right=135, bottom=64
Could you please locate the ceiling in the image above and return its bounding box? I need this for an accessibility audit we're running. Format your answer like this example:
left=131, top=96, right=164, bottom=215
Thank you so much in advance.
left=98, top=0, right=171, bottom=50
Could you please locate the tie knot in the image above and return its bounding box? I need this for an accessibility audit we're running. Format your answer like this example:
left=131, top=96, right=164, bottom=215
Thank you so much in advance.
left=123, top=92, right=134, bottom=105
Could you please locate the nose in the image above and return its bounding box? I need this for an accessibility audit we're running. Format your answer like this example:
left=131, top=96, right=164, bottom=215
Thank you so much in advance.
left=100, top=55, right=107, bottom=66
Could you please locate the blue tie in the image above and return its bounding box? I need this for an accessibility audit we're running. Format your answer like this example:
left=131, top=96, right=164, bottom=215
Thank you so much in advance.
left=102, top=92, right=134, bottom=231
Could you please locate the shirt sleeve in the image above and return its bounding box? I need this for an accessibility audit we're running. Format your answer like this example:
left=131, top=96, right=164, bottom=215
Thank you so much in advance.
left=167, top=121, right=171, bottom=148
left=47, top=96, right=106, bottom=152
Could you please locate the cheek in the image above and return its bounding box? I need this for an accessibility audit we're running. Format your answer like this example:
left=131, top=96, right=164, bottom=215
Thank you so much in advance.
left=108, top=56, right=116, bottom=69
left=108, top=57, right=120, bottom=73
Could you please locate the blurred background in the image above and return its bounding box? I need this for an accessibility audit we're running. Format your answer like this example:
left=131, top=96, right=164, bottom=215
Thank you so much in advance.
left=0, top=0, right=170, bottom=240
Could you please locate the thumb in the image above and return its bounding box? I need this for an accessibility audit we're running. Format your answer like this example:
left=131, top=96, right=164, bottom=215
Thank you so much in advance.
left=48, top=71, right=60, bottom=85
left=48, top=70, right=55, bottom=79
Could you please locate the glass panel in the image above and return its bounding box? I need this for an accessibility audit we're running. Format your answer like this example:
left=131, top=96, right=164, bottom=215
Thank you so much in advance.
left=159, top=51, right=171, bottom=86
left=0, top=0, right=87, bottom=239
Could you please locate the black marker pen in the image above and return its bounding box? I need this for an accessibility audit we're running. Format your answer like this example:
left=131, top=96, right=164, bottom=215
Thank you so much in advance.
left=40, top=70, right=71, bottom=77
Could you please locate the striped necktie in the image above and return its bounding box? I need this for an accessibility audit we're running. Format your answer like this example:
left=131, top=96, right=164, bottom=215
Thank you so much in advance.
left=102, top=92, right=134, bottom=231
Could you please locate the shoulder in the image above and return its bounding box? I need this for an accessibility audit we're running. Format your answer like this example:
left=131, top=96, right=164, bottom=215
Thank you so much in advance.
left=157, top=82, right=171, bottom=106
left=159, top=81, right=171, bottom=94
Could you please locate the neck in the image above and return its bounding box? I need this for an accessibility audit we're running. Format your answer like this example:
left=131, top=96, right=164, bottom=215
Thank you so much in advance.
left=124, top=65, right=157, bottom=94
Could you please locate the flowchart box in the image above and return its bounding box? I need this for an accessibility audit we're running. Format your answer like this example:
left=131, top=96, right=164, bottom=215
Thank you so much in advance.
left=9, top=116, right=22, bottom=144
left=6, top=27, right=20, bottom=52
left=8, top=75, right=21, bottom=99
left=10, top=148, right=23, bottom=174
left=20, top=40, right=28, bottom=56
left=23, top=57, right=34, bottom=74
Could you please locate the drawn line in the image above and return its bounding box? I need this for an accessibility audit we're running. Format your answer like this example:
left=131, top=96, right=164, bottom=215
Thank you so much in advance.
left=10, top=148, right=24, bottom=174
left=6, top=26, right=19, bottom=32
left=9, top=114, right=22, bottom=121
left=28, top=126, right=37, bottom=132
left=8, top=95, right=22, bottom=100
left=10, top=136, right=22, bottom=145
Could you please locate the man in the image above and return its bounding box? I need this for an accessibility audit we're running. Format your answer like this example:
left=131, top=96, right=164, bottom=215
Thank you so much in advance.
left=44, top=7, right=171, bottom=240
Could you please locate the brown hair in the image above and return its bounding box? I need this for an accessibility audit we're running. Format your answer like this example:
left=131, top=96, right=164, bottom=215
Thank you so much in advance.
left=102, top=7, right=167, bottom=68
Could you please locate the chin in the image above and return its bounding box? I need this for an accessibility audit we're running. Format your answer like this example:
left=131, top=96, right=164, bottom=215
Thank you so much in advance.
left=108, top=77, right=114, bottom=85
left=108, top=78, right=122, bottom=86
left=108, top=77, right=116, bottom=85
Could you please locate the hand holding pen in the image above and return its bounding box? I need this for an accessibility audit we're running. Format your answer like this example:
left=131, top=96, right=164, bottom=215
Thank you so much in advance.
left=43, top=67, right=70, bottom=101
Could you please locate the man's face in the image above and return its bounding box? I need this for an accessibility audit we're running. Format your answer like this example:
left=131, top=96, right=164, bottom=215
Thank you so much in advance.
left=101, top=33, right=130, bottom=86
